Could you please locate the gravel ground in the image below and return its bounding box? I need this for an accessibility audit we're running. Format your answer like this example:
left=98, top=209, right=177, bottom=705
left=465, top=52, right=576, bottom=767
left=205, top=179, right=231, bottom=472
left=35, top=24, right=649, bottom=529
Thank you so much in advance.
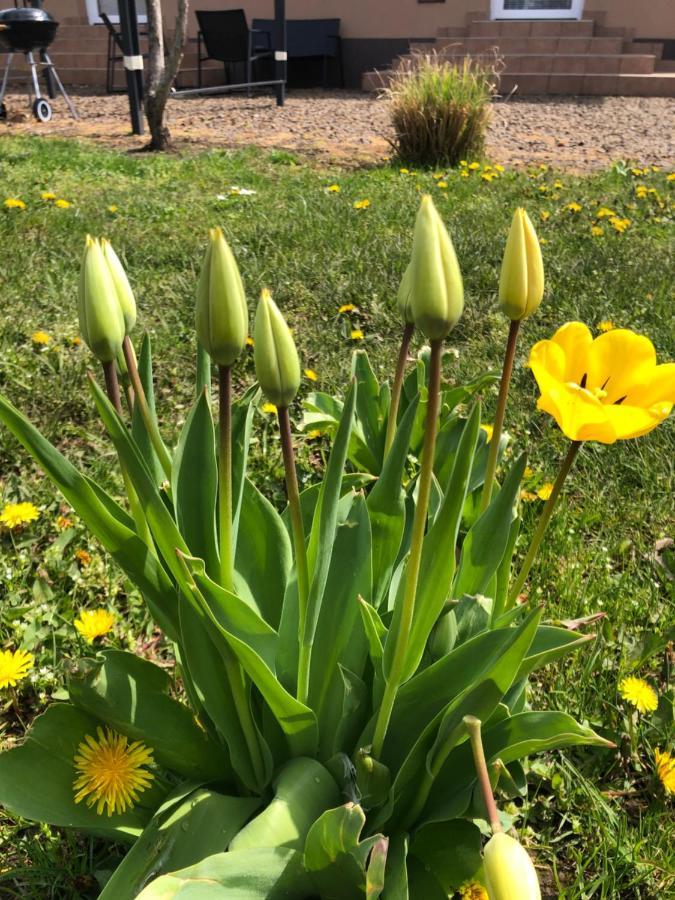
left=1, top=88, right=674, bottom=170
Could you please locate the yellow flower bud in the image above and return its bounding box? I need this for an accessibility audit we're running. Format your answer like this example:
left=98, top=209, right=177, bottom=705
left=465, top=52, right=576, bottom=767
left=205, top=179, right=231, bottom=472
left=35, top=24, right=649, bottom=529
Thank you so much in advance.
left=253, top=289, right=301, bottom=408
left=101, top=238, right=136, bottom=334
left=410, top=195, right=464, bottom=340
left=195, top=227, right=248, bottom=367
left=396, top=263, right=415, bottom=325
left=498, top=208, right=544, bottom=321
left=483, top=833, right=541, bottom=900
left=78, top=236, right=126, bottom=363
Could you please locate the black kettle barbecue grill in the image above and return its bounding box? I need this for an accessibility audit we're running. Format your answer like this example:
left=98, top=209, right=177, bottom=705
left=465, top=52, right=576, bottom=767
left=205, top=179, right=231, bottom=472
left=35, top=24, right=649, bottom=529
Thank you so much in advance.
left=0, top=6, right=77, bottom=121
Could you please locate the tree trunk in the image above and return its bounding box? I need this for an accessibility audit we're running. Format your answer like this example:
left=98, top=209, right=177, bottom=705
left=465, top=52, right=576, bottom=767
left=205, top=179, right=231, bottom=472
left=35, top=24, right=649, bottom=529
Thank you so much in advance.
left=144, top=0, right=189, bottom=151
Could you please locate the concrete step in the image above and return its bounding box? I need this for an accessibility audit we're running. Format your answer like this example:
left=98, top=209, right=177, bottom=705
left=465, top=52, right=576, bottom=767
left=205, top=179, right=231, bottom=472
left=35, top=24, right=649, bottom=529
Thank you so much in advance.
left=430, top=52, right=656, bottom=76
left=499, top=71, right=675, bottom=96
left=623, top=41, right=664, bottom=58
left=468, top=18, right=597, bottom=38
left=431, top=35, right=625, bottom=55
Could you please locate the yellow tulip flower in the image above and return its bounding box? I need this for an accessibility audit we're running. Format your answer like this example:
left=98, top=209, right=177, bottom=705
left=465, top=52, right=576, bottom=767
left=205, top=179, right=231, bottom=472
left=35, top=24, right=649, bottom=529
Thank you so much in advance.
left=529, top=322, right=675, bottom=443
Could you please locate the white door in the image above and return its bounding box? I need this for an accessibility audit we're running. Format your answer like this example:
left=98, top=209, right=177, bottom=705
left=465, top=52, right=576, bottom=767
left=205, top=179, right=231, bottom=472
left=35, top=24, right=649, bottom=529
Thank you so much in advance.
left=490, top=0, right=585, bottom=19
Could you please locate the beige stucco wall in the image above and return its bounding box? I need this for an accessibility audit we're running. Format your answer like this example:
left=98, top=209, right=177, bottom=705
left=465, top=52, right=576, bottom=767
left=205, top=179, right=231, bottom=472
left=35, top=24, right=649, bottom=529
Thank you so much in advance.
left=58, top=0, right=674, bottom=40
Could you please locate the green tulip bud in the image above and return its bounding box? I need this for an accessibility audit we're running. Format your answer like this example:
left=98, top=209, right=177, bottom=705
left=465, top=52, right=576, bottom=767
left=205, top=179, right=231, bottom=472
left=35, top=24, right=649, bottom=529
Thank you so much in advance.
left=78, top=235, right=126, bottom=363
left=101, top=238, right=136, bottom=334
left=253, top=289, right=301, bottom=408
left=483, top=832, right=541, bottom=900
left=397, top=263, right=415, bottom=325
left=195, top=227, right=248, bottom=367
left=409, top=194, right=464, bottom=340
left=498, top=208, right=544, bottom=321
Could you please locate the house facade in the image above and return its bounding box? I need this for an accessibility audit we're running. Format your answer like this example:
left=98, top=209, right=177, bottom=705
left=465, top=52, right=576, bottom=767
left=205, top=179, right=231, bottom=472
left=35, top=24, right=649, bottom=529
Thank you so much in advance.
left=41, top=1, right=675, bottom=94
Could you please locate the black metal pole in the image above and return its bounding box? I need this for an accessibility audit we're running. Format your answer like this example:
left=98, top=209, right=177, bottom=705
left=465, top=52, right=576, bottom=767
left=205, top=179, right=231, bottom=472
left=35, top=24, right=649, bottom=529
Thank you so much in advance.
left=274, top=0, right=286, bottom=107
left=117, top=0, right=144, bottom=135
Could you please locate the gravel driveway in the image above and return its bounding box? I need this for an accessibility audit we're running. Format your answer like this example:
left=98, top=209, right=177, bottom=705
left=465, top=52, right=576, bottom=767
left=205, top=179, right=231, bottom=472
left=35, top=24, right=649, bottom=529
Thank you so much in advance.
left=2, top=88, right=673, bottom=170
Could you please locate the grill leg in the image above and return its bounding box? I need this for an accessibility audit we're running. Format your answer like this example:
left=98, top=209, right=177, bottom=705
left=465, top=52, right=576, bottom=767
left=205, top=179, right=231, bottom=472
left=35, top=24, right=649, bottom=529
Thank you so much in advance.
left=0, top=53, right=13, bottom=106
left=40, top=49, right=56, bottom=99
left=27, top=51, right=42, bottom=103
left=41, top=53, right=78, bottom=120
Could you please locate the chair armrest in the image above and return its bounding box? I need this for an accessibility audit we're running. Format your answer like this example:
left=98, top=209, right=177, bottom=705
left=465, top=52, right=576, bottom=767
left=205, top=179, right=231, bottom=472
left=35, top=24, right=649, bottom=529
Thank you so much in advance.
left=251, top=29, right=271, bottom=51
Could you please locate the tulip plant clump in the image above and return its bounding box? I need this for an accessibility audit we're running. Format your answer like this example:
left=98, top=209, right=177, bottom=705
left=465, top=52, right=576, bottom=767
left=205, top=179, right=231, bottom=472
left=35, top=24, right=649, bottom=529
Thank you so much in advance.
left=1, top=194, right=674, bottom=899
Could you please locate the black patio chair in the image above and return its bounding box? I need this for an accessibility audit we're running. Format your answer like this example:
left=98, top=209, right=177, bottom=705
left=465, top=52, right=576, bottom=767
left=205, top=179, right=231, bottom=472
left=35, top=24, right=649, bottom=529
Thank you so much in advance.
left=252, top=17, right=343, bottom=87
left=195, top=9, right=272, bottom=89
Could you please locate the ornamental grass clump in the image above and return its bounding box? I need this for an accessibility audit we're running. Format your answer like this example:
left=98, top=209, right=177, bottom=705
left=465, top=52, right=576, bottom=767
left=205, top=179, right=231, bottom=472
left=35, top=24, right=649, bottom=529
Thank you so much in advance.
left=384, top=51, right=501, bottom=168
left=0, top=196, right=673, bottom=898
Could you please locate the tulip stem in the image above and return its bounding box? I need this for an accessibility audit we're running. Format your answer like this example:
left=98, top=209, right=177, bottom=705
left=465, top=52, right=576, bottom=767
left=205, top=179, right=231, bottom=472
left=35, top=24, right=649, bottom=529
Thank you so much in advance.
left=464, top=716, right=502, bottom=833
left=218, top=365, right=234, bottom=592
left=102, top=361, right=123, bottom=416
left=278, top=407, right=311, bottom=704
left=384, top=322, right=415, bottom=460
left=507, top=440, right=582, bottom=608
left=122, top=336, right=172, bottom=481
left=480, top=319, right=520, bottom=513
left=101, top=362, right=152, bottom=548
left=372, top=338, right=443, bottom=760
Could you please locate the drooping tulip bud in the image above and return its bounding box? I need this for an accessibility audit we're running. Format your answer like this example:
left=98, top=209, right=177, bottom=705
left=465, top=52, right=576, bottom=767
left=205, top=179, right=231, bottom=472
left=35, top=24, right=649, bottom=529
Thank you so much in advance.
left=253, top=289, right=300, bottom=408
left=409, top=195, right=464, bottom=340
left=396, top=263, right=415, bottom=325
left=78, top=235, right=126, bottom=363
left=498, top=208, right=544, bottom=321
left=101, top=238, right=136, bottom=334
left=195, top=227, right=248, bottom=367
left=483, top=832, right=541, bottom=900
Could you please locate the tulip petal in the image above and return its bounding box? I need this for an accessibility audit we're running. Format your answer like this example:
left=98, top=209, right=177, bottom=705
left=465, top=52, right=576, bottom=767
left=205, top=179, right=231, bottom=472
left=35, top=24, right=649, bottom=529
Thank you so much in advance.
left=602, top=400, right=674, bottom=440
left=529, top=339, right=566, bottom=396
left=550, top=322, right=593, bottom=384
left=627, top=362, right=675, bottom=407
left=586, top=330, right=656, bottom=404
left=537, top=383, right=616, bottom=443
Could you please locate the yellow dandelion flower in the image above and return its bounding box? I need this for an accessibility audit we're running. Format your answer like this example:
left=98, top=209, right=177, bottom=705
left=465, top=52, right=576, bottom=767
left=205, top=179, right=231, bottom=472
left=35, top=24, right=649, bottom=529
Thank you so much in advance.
left=41, top=192, right=56, bottom=201
left=0, top=649, right=34, bottom=689
left=350, top=329, right=364, bottom=341
left=667, top=173, right=675, bottom=182
left=538, top=185, right=549, bottom=193
left=537, top=483, right=554, bottom=501
left=554, top=180, right=563, bottom=189
left=539, top=238, right=549, bottom=245
left=304, top=368, right=318, bottom=381
left=481, top=173, right=496, bottom=182
left=327, top=184, right=340, bottom=193
left=480, top=424, right=494, bottom=442
left=468, top=162, right=480, bottom=171
left=246, top=336, right=254, bottom=348
left=74, top=549, right=92, bottom=566
left=74, top=609, right=115, bottom=642
left=565, top=202, right=582, bottom=213
left=261, top=402, right=277, bottom=414
left=596, top=207, right=616, bottom=218
left=399, top=168, right=409, bottom=175
left=459, top=882, right=489, bottom=900
left=338, top=303, right=355, bottom=314
left=432, top=172, right=444, bottom=180
left=494, top=164, right=505, bottom=173
left=437, top=181, right=448, bottom=189
left=55, top=199, right=71, bottom=209
left=591, top=226, right=604, bottom=237
left=0, top=501, right=40, bottom=529
left=353, top=199, right=370, bottom=210
left=460, top=170, right=470, bottom=178
left=31, top=330, right=51, bottom=345
left=4, top=198, right=26, bottom=210
left=655, top=748, right=675, bottom=794
left=56, top=515, right=74, bottom=530
left=540, top=211, right=550, bottom=222
left=539, top=164, right=548, bottom=171
left=630, top=168, right=643, bottom=177
left=306, top=429, right=323, bottom=440
left=520, top=489, right=537, bottom=502
left=73, top=727, right=154, bottom=816
left=597, top=320, right=615, bottom=332
left=619, top=676, right=658, bottom=713
left=610, top=216, right=630, bottom=233
left=524, top=466, right=535, bottom=479
left=70, top=335, right=82, bottom=346
left=108, top=205, right=118, bottom=213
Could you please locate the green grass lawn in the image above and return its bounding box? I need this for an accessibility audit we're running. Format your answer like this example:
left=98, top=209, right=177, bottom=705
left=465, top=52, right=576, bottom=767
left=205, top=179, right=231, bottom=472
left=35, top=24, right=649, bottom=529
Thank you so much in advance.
left=0, top=135, right=673, bottom=898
